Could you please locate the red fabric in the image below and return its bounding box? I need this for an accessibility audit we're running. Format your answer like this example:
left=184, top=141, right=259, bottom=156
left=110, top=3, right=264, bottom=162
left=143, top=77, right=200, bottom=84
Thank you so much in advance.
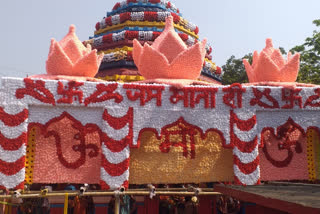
left=198, top=196, right=214, bottom=214
left=144, top=197, right=159, bottom=214
left=74, top=196, right=87, bottom=214
left=96, top=206, right=108, bottom=213
left=50, top=207, right=63, bottom=214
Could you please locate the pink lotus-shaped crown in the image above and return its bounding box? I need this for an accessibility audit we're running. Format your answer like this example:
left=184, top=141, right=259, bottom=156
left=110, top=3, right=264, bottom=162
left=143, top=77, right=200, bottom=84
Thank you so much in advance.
left=243, top=38, right=300, bottom=83
left=133, top=16, right=207, bottom=81
left=46, top=25, right=104, bottom=77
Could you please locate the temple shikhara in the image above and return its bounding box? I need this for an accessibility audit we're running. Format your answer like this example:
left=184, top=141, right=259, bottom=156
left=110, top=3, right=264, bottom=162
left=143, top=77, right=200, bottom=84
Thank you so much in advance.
left=85, top=0, right=221, bottom=84
left=0, top=0, right=319, bottom=213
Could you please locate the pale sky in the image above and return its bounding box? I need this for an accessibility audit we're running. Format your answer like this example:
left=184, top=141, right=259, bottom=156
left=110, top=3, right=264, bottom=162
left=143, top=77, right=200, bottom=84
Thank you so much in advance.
left=0, top=0, right=319, bottom=77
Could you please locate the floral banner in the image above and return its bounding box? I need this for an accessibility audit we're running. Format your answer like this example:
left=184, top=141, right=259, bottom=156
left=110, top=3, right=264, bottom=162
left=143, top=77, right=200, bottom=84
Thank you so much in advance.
left=0, top=78, right=320, bottom=189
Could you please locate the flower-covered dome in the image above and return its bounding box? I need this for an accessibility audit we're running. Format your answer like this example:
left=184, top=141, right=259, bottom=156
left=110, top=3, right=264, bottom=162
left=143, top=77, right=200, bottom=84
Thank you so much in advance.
left=84, top=0, right=221, bottom=83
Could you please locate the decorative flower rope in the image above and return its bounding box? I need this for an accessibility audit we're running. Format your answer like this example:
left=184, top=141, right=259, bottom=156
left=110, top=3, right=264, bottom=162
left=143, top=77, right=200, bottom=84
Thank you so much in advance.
left=204, top=59, right=219, bottom=75
left=94, top=20, right=199, bottom=39
left=100, top=46, right=133, bottom=54
left=99, top=47, right=219, bottom=75
left=93, top=30, right=196, bottom=47
left=96, top=46, right=219, bottom=78
left=102, top=50, right=133, bottom=63
left=96, top=11, right=198, bottom=35
left=109, top=0, right=180, bottom=16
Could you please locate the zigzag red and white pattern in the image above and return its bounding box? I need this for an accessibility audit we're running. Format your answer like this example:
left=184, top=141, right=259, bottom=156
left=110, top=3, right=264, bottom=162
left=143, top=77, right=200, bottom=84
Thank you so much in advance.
left=100, top=107, right=133, bottom=190
left=0, top=106, right=28, bottom=190
left=230, top=110, right=260, bottom=185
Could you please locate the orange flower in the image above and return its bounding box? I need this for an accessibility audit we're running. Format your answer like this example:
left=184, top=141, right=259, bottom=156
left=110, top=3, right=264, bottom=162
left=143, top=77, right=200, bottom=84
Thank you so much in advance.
left=46, top=25, right=104, bottom=77
left=133, top=16, right=207, bottom=81
left=243, top=38, right=300, bottom=82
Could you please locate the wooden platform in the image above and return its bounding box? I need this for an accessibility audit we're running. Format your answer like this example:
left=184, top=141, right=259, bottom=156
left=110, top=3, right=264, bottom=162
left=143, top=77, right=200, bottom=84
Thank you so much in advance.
left=215, top=182, right=320, bottom=214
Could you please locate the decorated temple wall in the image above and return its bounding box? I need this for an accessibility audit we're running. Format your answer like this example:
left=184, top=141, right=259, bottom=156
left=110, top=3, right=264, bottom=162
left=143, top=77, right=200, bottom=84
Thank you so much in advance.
left=0, top=77, right=320, bottom=190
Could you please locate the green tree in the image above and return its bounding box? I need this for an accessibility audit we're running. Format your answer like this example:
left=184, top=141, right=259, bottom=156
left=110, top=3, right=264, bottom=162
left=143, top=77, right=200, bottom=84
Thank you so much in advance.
left=221, top=54, right=252, bottom=85
left=290, top=19, right=320, bottom=84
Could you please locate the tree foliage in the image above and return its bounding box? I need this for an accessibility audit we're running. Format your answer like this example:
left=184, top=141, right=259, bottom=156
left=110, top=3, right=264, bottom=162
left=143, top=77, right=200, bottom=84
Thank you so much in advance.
left=290, top=19, right=320, bottom=84
left=221, top=54, right=251, bottom=85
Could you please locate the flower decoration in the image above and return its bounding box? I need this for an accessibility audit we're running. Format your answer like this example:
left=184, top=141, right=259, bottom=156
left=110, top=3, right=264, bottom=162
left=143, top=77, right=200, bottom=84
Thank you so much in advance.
left=133, top=16, right=208, bottom=87
left=243, top=38, right=300, bottom=83
left=46, top=25, right=104, bottom=78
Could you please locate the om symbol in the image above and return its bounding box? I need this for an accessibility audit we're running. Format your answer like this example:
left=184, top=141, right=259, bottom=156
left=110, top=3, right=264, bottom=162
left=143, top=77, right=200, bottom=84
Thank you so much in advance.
left=44, top=112, right=100, bottom=169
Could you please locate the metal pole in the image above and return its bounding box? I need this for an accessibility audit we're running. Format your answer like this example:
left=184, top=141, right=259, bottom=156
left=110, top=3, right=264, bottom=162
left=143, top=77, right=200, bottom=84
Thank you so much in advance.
left=114, top=195, right=120, bottom=214
left=12, top=188, right=214, bottom=194
left=0, top=191, right=221, bottom=199
left=63, top=193, right=68, bottom=214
